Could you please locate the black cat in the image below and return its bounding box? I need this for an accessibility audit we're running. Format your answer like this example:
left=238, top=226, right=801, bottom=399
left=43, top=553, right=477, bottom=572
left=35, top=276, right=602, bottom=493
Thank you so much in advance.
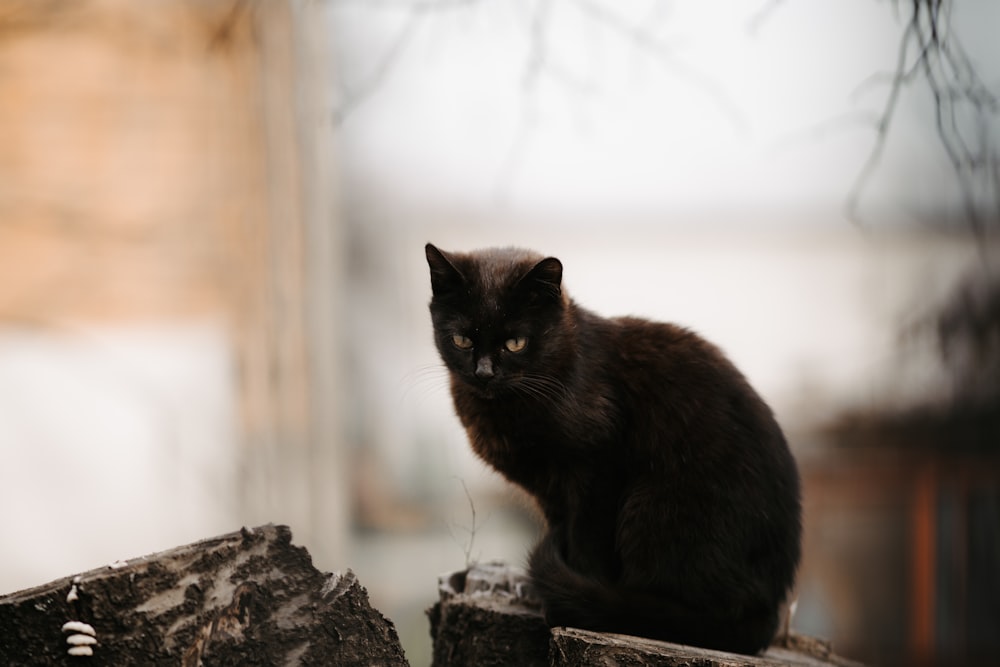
left=425, top=243, right=801, bottom=655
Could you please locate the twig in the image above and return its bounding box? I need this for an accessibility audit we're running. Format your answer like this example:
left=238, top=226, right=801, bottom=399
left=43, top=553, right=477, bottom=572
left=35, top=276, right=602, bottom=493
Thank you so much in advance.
left=446, top=477, right=482, bottom=568
left=845, top=0, right=999, bottom=247
left=843, top=7, right=919, bottom=223
left=330, top=0, right=486, bottom=126
left=332, top=9, right=422, bottom=126
left=571, top=0, right=747, bottom=132
left=746, top=0, right=786, bottom=36
left=771, top=109, right=880, bottom=153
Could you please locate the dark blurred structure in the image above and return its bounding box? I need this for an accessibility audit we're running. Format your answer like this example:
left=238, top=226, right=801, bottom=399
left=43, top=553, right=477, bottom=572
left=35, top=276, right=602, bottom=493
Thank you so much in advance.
left=803, top=265, right=1000, bottom=666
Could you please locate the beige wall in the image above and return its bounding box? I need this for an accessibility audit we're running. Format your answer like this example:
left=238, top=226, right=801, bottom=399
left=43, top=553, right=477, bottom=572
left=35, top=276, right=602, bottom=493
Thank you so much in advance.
left=0, top=1, right=264, bottom=322
left=0, top=0, right=347, bottom=572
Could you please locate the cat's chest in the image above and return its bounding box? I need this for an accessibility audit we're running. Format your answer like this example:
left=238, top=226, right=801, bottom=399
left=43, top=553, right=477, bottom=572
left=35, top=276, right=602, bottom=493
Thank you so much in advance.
left=467, top=401, right=615, bottom=487
left=465, top=398, right=581, bottom=452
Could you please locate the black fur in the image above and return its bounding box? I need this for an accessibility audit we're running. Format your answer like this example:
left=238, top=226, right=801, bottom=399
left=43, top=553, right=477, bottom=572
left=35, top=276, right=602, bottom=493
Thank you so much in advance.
left=425, top=243, right=801, bottom=655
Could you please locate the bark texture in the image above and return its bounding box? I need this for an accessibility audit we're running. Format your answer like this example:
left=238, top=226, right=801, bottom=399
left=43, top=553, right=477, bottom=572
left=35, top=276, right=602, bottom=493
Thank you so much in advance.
left=0, top=524, right=407, bottom=666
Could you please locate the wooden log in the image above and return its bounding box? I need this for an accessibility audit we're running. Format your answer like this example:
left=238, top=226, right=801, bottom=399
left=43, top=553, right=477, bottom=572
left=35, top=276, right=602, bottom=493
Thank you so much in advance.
left=551, top=628, right=866, bottom=667
left=0, top=524, right=407, bottom=666
left=427, top=561, right=550, bottom=667
left=429, top=562, right=865, bottom=667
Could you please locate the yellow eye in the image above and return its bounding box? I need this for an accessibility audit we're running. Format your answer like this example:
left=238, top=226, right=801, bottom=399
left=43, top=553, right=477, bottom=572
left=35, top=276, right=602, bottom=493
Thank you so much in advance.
left=505, top=337, right=528, bottom=353
left=452, top=334, right=473, bottom=350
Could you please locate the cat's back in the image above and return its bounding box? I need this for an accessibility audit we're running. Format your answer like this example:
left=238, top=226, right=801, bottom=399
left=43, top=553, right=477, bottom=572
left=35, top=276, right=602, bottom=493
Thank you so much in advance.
left=602, top=312, right=799, bottom=556
left=596, top=314, right=786, bottom=464
left=602, top=315, right=744, bottom=388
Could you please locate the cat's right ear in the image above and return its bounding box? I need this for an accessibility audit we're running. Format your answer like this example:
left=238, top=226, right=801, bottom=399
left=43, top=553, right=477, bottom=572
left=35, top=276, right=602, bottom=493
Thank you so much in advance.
left=519, top=257, right=563, bottom=301
left=425, top=243, right=465, bottom=296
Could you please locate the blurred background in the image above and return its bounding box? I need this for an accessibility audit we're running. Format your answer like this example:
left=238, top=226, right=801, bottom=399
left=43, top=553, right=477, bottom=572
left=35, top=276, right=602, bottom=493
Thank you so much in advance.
left=1, top=1, right=997, bottom=665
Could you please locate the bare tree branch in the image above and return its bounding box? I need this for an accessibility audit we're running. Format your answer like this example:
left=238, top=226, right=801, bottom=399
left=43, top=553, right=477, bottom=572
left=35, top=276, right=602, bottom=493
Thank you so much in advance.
left=746, top=0, right=786, bottom=35
left=331, top=0, right=747, bottom=132
left=332, top=9, right=422, bottom=125
left=771, top=109, right=880, bottom=154
left=844, top=6, right=919, bottom=223
left=490, top=0, right=549, bottom=206
left=330, top=0, right=487, bottom=126
left=846, top=0, right=999, bottom=245
left=571, top=0, right=747, bottom=132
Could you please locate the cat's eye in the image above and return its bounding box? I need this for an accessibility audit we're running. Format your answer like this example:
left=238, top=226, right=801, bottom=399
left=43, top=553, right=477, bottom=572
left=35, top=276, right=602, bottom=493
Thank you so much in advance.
left=452, top=334, right=474, bottom=350
left=505, top=337, right=528, bottom=353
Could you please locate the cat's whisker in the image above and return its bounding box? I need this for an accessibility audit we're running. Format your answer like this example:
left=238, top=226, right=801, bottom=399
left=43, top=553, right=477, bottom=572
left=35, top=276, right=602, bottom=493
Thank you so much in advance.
left=520, top=379, right=565, bottom=402
left=509, top=373, right=569, bottom=404
left=400, top=363, right=449, bottom=385
left=398, top=364, right=452, bottom=406
left=510, top=383, right=557, bottom=404
left=507, top=381, right=548, bottom=402
left=517, top=380, right=556, bottom=398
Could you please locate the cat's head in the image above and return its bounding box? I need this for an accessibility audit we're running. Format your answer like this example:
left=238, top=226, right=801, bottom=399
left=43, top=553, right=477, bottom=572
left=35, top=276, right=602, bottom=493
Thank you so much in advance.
left=425, top=243, right=569, bottom=399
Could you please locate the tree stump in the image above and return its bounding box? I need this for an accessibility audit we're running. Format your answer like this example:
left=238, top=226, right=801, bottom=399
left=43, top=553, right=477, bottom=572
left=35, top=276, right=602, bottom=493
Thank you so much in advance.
left=0, top=524, right=407, bottom=666
left=429, top=562, right=865, bottom=667
left=426, top=561, right=550, bottom=667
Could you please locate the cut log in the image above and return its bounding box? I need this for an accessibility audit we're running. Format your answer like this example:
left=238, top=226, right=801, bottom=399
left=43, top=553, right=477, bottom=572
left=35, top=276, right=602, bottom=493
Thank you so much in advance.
left=429, top=562, right=864, bottom=667
left=551, top=628, right=865, bottom=667
left=427, top=562, right=550, bottom=667
left=0, top=524, right=407, bottom=666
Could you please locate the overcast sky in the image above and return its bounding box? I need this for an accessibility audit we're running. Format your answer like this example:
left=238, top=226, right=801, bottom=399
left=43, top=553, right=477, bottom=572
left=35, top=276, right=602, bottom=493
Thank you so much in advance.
left=327, top=0, right=1000, bottom=224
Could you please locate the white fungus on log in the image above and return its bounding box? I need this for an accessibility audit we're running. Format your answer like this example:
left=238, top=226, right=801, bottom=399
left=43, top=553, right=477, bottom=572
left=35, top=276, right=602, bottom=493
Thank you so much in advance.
left=67, top=635, right=98, bottom=646
left=61, top=621, right=96, bottom=636
left=62, top=620, right=97, bottom=657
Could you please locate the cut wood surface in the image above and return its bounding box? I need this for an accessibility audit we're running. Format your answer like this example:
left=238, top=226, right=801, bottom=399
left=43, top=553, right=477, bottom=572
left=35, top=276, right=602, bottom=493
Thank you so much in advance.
left=0, top=524, right=406, bottom=666
left=429, top=562, right=865, bottom=667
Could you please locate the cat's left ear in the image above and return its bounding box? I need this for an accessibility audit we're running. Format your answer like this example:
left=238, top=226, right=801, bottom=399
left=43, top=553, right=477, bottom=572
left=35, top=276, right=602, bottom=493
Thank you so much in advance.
left=519, top=257, right=563, bottom=300
left=426, top=243, right=465, bottom=296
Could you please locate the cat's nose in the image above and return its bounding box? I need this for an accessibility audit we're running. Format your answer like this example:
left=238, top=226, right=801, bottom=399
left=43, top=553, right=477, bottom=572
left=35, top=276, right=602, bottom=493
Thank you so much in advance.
left=475, top=357, right=495, bottom=380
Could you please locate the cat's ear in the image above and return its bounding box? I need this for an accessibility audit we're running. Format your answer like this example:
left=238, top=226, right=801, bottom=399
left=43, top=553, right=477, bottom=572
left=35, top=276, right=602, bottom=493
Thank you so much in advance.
left=519, top=257, right=563, bottom=300
left=426, top=243, right=465, bottom=296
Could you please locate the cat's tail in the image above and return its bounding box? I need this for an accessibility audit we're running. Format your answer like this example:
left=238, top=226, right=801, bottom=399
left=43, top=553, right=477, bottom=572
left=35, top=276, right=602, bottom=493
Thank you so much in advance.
left=527, top=534, right=779, bottom=655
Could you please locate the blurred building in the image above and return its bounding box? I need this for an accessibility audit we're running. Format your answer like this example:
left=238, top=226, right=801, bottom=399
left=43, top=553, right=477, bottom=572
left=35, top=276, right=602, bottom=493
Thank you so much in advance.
left=0, top=0, right=346, bottom=591
left=801, top=268, right=1000, bottom=666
